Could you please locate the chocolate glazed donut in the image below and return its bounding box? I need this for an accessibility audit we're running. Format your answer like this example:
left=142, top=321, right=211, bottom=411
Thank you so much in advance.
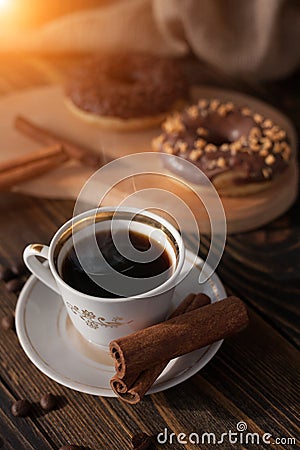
left=152, top=99, right=292, bottom=196
left=64, top=54, right=189, bottom=131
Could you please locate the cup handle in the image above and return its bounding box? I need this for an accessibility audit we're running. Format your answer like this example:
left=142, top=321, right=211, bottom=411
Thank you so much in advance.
left=23, top=244, right=60, bottom=294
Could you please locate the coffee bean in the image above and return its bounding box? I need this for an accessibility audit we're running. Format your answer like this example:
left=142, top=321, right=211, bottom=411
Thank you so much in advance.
left=0, top=264, right=15, bottom=282
left=131, top=432, right=152, bottom=450
left=11, top=399, right=31, bottom=417
left=59, top=445, right=82, bottom=450
left=5, top=278, right=24, bottom=293
left=1, top=314, right=15, bottom=331
left=40, top=393, right=57, bottom=411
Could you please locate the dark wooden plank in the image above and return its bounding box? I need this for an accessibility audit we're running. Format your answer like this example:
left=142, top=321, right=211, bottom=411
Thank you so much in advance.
left=220, top=203, right=300, bottom=348
left=0, top=381, right=54, bottom=450
left=1, top=275, right=299, bottom=449
left=95, top=310, right=299, bottom=450
left=191, top=195, right=300, bottom=348
left=148, top=310, right=299, bottom=450
left=0, top=193, right=73, bottom=266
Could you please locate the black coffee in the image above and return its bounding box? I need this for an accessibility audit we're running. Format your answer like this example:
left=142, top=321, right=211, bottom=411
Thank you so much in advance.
left=61, top=229, right=172, bottom=298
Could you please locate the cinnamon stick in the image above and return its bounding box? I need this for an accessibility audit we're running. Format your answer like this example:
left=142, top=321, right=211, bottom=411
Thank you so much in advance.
left=0, top=146, right=68, bottom=191
left=15, top=116, right=102, bottom=168
left=110, top=293, right=211, bottom=403
left=0, top=144, right=63, bottom=173
left=110, top=296, right=248, bottom=379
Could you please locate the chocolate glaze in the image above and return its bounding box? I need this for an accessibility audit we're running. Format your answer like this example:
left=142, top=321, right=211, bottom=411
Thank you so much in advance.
left=181, top=110, right=255, bottom=145
left=65, top=54, right=189, bottom=119
left=154, top=100, right=291, bottom=185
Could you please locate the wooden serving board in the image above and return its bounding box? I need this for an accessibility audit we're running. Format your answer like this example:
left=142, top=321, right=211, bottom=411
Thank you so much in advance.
left=0, top=85, right=297, bottom=234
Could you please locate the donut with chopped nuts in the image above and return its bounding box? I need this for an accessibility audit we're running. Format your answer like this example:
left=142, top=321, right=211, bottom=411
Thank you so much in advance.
left=64, top=53, right=189, bottom=131
left=152, top=99, right=292, bottom=196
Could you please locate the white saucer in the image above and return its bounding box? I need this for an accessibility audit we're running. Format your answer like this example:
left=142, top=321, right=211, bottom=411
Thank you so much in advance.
left=15, top=250, right=226, bottom=397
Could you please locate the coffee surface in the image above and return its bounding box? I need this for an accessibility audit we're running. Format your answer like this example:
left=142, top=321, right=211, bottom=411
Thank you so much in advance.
left=61, top=229, right=172, bottom=298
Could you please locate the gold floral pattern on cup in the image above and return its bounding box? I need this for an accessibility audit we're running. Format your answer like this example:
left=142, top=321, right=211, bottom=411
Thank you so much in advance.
left=66, top=302, right=133, bottom=329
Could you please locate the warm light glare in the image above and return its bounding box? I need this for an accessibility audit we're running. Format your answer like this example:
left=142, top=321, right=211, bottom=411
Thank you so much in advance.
left=0, top=0, right=10, bottom=10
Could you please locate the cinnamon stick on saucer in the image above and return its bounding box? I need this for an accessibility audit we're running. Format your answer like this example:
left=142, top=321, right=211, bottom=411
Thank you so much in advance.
left=110, top=296, right=248, bottom=380
left=15, top=116, right=102, bottom=168
left=110, top=293, right=211, bottom=403
left=0, top=144, right=68, bottom=191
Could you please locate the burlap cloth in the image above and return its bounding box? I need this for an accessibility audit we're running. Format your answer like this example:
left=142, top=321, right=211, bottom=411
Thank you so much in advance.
left=1, top=0, right=299, bottom=80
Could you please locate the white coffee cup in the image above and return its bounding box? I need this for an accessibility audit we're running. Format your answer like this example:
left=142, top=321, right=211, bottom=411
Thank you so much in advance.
left=23, top=207, right=185, bottom=349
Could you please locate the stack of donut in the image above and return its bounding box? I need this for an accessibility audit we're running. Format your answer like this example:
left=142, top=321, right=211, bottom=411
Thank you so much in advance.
left=152, top=99, right=292, bottom=196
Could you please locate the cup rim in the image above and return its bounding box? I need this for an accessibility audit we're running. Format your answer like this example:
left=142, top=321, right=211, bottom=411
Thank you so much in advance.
left=48, top=207, right=185, bottom=302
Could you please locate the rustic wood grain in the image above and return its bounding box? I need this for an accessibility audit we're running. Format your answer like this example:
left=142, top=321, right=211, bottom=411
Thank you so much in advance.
left=0, top=54, right=299, bottom=450
left=0, top=382, right=54, bottom=450
left=0, top=192, right=299, bottom=450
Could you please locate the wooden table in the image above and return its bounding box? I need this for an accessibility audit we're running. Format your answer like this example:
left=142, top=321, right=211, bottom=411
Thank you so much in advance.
left=0, top=54, right=299, bottom=450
